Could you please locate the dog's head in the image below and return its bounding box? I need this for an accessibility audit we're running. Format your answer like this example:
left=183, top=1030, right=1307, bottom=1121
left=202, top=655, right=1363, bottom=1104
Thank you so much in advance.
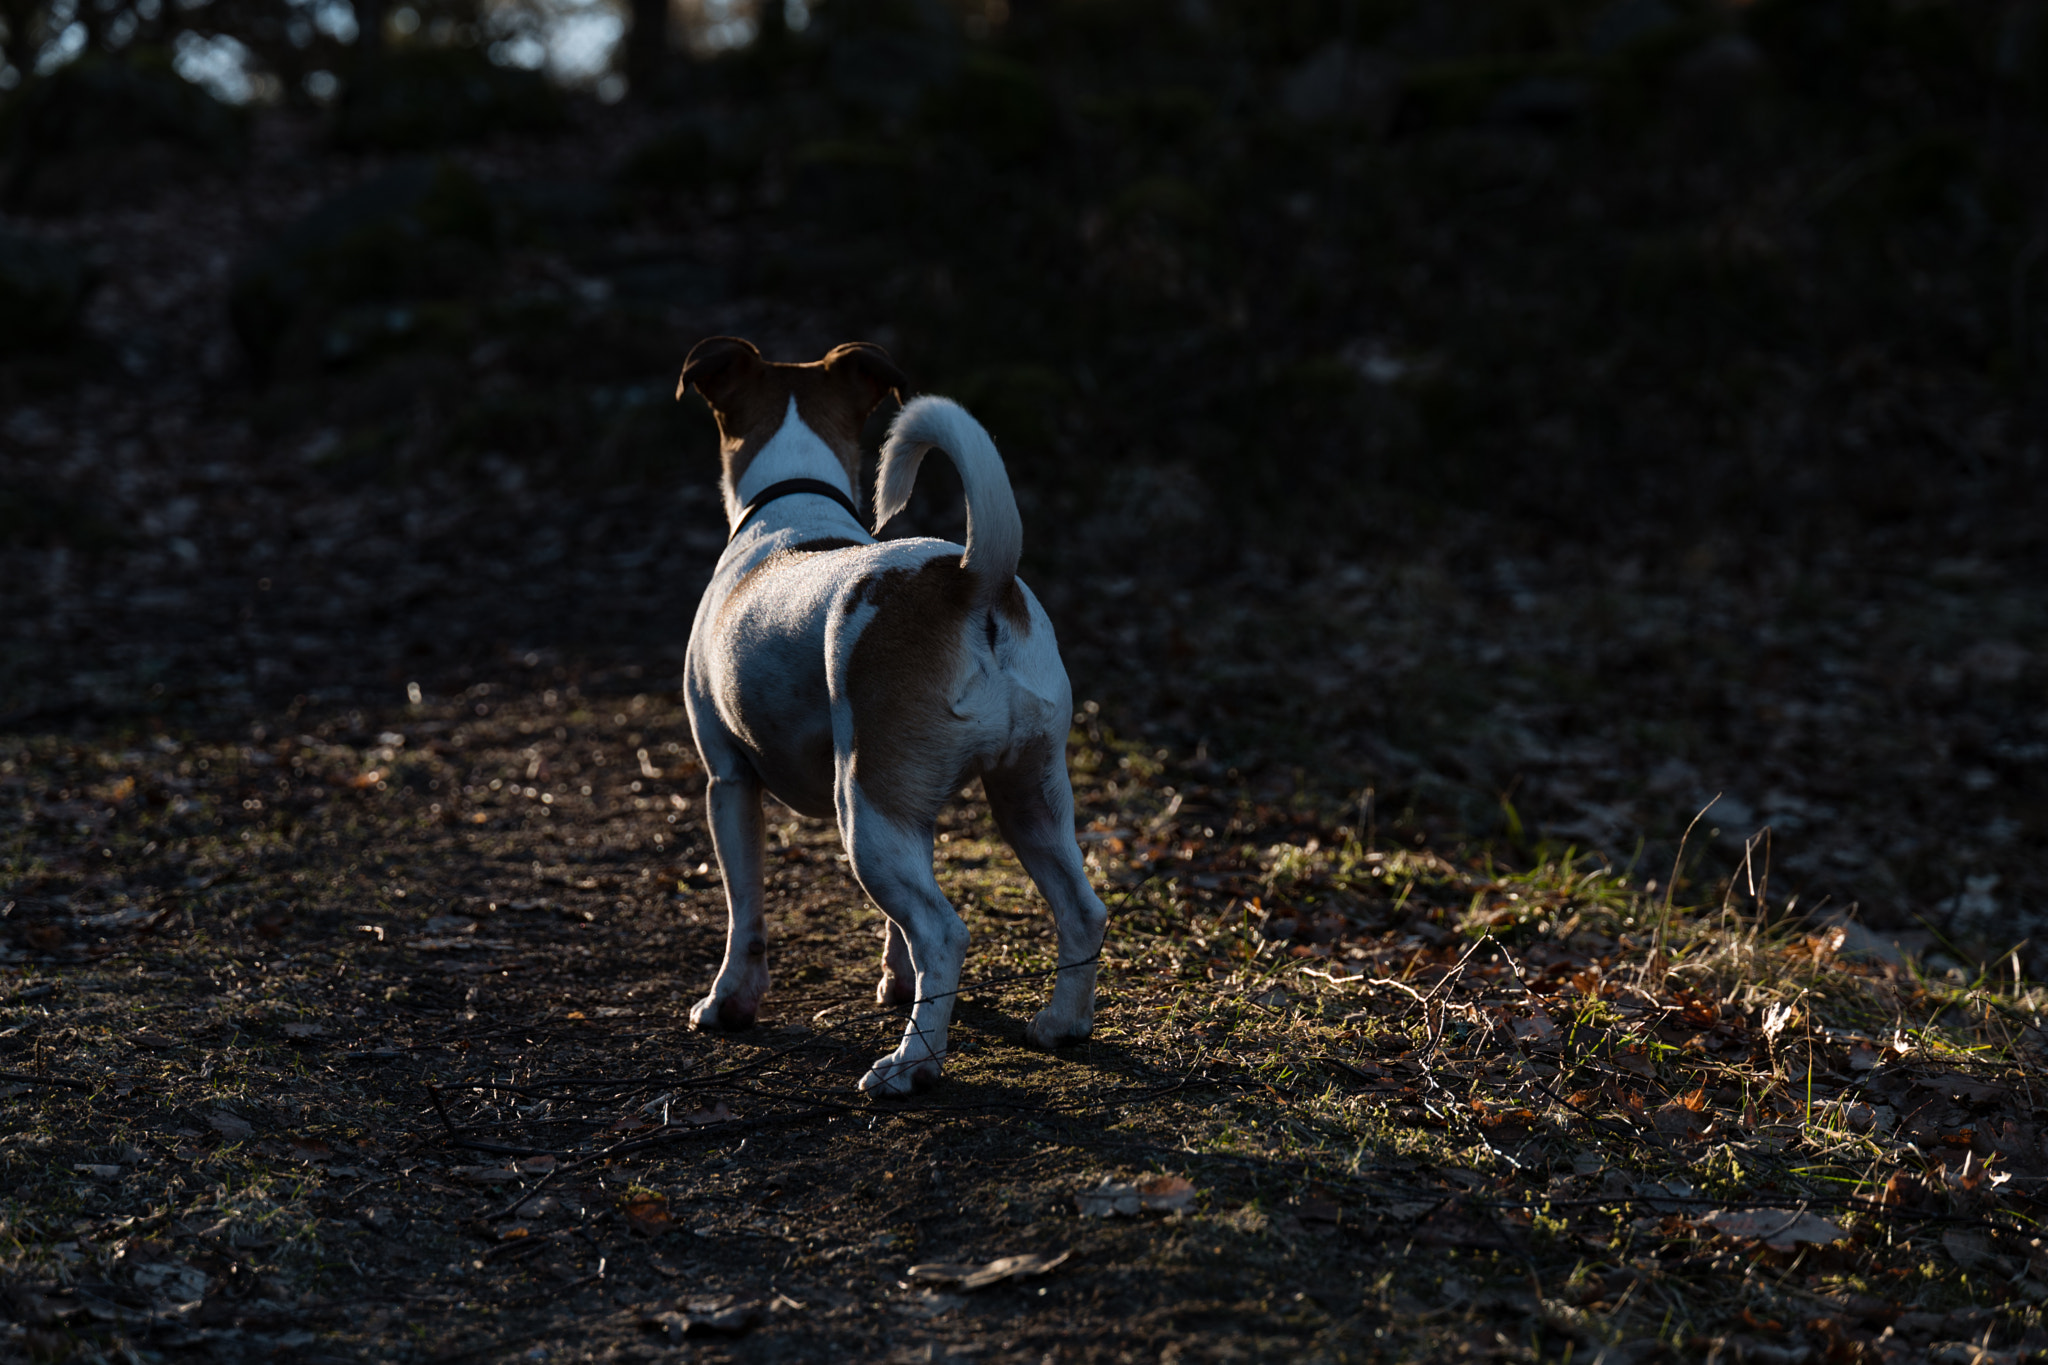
left=678, top=338, right=908, bottom=500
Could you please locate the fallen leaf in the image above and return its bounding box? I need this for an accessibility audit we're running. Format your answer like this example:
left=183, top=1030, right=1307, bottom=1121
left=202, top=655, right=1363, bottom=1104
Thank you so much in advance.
left=207, top=1111, right=253, bottom=1142
left=1697, top=1208, right=1847, bottom=1251
left=1075, top=1174, right=1198, bottom=1217
left=646, top=1297, right=764, bottom=1336
left=1917, top=1072, right=2006, bottom=1104
left=675, top=1101, right=732, bottom=1126
left=2026, top=1238, right=2048, bottom=1283
left=1653, top=1091, right=1714, bottom=1141
left=1512, top=1009, right=1557, bottom=1043
left=1942, top=1229, right=2010, bottom=1274
left=1807, top=1100, right=1891, bottom=1135
left=905, top=1250, right=1071, bottom=1290
left=1613, top=1046, right=1655, bottom=1077
left=622, top=1193, right=673, bottom=1236
left=1291, top=1196, right=1342, bottom=1225
left=133, top=1260, right=209, bottom=1302
left=643, top=1310, right=691, bottom=1344
left=452, top=1165, right=520, bottom=1185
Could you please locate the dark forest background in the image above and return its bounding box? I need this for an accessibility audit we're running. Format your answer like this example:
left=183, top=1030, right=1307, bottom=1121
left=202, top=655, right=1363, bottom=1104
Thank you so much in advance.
left=2, top=0, right=2045, bottom=954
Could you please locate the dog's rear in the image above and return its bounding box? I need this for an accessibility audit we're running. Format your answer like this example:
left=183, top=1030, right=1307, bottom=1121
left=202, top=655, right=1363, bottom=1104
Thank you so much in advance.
left=827, top=397, right=1104, bottom=1093
left=680, top=344, right=1107, bottom=1096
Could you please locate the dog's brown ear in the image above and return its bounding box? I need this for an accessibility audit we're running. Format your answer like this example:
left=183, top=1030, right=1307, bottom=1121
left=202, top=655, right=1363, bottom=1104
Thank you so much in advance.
left=822, top=342, right=909, bottom=414
left=677, top=336, right=763, bottom=408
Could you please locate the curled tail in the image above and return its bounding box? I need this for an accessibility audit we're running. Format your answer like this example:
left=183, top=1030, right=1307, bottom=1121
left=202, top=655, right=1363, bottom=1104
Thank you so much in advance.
left=876, top=395, right=1023, bottom=602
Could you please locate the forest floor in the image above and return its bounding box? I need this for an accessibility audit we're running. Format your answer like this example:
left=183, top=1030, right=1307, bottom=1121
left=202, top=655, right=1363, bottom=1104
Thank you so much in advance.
left=1, top=685, right=2045, bottom=1364
left=3, top=31, right=2048, bottom=1362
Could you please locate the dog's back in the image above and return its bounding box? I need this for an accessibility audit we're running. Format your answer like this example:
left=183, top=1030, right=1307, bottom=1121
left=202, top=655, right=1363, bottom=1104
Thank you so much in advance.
left=695, top=395, right=1066, bottom=827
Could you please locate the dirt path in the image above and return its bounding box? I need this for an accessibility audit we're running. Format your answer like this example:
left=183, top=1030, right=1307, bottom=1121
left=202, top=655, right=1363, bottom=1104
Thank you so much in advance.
left=3, top=685, right=2042, bottom=1362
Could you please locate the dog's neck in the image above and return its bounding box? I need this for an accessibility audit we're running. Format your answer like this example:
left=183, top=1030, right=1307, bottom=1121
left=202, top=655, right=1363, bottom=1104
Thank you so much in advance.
left=724, top=396, right=859, bottom=527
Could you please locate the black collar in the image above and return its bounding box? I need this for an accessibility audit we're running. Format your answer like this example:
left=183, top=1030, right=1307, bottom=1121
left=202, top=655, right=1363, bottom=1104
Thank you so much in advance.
left=729, top=478, right=864, bottom=542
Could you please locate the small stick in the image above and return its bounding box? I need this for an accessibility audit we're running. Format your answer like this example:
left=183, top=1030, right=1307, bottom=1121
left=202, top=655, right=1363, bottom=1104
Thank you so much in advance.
left=0, top=1069, right=96, bottom=1092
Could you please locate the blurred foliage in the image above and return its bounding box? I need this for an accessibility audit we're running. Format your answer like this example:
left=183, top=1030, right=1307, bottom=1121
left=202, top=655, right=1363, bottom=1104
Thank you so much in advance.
left=330, top=45, right=565, bottom=150
left=0, top=230, right=93, bottom=350
left=229, top=158, right=499, bottom=377
left=0, top=54, right=246, bottom=212
left=4, top=0, right=2039, bottom=562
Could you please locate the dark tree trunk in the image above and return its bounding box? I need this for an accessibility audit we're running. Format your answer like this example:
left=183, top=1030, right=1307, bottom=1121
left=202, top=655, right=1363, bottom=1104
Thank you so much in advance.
left=355, top=0, right=384, bottom=55
left=625, top=0, right=668, bottom=97
left=0, top=0, right=43, bottom=77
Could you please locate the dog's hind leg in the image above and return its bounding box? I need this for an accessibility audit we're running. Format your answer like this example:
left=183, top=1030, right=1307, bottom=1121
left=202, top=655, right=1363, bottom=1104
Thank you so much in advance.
left=838, top=784, right=967, bottom=1096
left=983, top=740, right=1108, bottom=1050
left=689, top=748, right=771, bottom=1031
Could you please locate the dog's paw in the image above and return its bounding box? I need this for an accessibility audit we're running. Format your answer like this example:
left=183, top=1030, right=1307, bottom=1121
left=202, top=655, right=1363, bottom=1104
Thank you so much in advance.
left=874, top=970, right=916, bottom=1007
left=858, top=1052, right=941, bottom=1097
left=688, top=993, right=757, bottom=1032
left=1026, top=1009, right=1094, bottom=1050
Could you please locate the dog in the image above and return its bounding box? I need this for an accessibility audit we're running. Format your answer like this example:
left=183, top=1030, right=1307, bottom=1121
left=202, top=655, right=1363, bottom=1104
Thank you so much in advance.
left=674, top=336, right=1109, bottom=1096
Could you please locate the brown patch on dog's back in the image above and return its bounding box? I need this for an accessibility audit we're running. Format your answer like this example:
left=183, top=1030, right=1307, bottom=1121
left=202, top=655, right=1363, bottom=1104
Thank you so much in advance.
left=845, top=559, right=1031, bottom=826
left=678, top=338, right=907, bottom=499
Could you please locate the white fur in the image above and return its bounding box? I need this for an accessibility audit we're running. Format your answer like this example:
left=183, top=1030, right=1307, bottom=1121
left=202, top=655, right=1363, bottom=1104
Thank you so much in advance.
left=877, top=396, right=1022, bottom=592
left=726, top=396, right=859, bottom=524
left=682, top=393, right=1107, bottom=1097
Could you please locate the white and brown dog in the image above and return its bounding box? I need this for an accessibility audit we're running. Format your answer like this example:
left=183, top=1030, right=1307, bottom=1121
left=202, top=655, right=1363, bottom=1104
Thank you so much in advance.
left=675, top=337, right=1108, bottom=1096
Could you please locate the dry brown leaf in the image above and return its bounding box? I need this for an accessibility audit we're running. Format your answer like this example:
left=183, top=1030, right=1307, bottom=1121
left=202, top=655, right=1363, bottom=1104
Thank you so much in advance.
left=452, top=1165, right=520, bottom=1184
left=1696, top=1208, right=1847, bottom=1251
left=905, top=1250, right=1071, bottom=1290
left=206, top=1111, right=253, bottom=1142
left=1941, top=1229, right=2009, bottom=1274
left=622, top=1193, right=673, bottom=1236
left=676, top=1101, right=733, bottom=1126
left=1075, top=1174, right=1197, bottom=1216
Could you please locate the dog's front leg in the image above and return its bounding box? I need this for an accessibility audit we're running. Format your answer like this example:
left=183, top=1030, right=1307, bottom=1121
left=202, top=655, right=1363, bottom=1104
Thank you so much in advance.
left=690, top=764, right=770, bottom=1031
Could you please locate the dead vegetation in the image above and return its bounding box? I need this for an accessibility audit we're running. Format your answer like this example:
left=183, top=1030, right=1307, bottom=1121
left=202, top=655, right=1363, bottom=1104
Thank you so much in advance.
left=2, top=687, right=2043, bottom=1363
